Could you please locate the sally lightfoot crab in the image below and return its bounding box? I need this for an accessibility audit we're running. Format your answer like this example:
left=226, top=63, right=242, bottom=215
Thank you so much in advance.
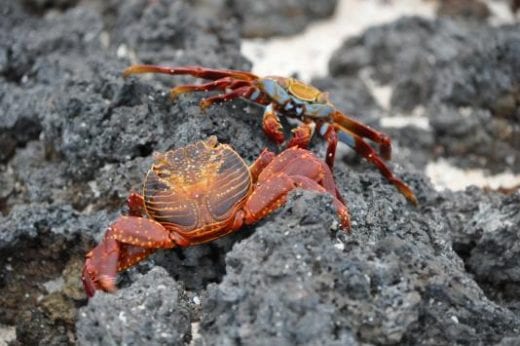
left=123, top=65, right=417, bottom=205
left=82, top=137, right=350, bottom=296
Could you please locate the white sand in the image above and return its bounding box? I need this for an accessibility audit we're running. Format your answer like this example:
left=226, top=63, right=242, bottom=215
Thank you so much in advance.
left=242, top=0, right=436, bottom=82
left=0, top=325, right=15, bottom=346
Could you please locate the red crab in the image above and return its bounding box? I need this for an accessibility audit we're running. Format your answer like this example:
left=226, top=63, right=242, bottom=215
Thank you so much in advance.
left=123, top=64, right=417, bottom=205
left=82, top=137, right=350, bottom=296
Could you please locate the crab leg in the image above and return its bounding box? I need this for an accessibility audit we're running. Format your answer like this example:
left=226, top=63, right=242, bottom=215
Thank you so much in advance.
left=263, top=102, right=316, bottom=149
left=243, top=172, right=350, bottom=230
left=259, top=147, right=344, bottom=202
left=323, top=123, right=417, bottom=205
left=123, top=64, right=259, bottom=81
left=286, top=122, right=314, bottom=149
left=199, top=85, right=258, bottom=109
left=127, top=192, right=145, bottom=216
left=290, top=176, right=350, bottom=230
left=249, top=148, right=275, bottom=184
left=332, top=111, right=392, bottom=160
left=82, top=216, right=178, bottom=296
left=319, top=123, right=339, bottom=170
left=245, top=147, right=350, bottom=229
left=262, top=104, right=285, bottom=144
left=170, top=78, right=251, bottom=98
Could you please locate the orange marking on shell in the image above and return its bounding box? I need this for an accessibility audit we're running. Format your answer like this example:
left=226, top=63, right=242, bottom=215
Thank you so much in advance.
left=286, top=78, right=324, bottom=102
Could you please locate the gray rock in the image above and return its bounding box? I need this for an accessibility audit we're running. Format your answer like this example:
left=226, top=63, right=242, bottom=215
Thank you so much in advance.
left=77, top=267, right=191, bottom=346
left=329, top=17, right=520, bottom=172
left=436, top=0, right=490, bottom=21
left=228, top=0, right=338, bottom=38
left=20, top=0, right=80, bottom=14
left=0, top=203, right=110, bottom=250
left=435, top=187, right=520, bottom=314
left=0, top=0, right=250, bottom=343
left=1, top=1, right=520, bottom=345
left=200, top=191, right=520, bottom=345
left=110, top=0, right=250, bottom=69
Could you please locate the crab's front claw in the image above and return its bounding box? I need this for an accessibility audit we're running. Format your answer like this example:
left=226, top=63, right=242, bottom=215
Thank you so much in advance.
left=82, top=263, right=116, bottom=298
left=81, top=238, right=119, bottom=297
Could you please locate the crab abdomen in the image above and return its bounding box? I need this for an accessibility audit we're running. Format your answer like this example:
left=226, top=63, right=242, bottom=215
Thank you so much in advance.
left=143, top=138, right=252, bottom=240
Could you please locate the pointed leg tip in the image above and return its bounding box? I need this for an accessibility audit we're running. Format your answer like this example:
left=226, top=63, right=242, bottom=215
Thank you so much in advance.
left=169, top=89, right=179, bottom=100
left=98, top=275, right=117, bottom=294
left=340, top=214, right=352, bottom=233
left=340, top=222, right=352, bottom=233
left=82, top=267, right=98, bottom=298
left=199, top=99, right=212, bottom=110
left=122, top=65, right=140, bottom=78
left=334, top=202, right=352, bottom=233
left=123, top=64, right=165, bottom=77
left=401, top=187, right=418, bottom=206
left=170, top=86, right=192, bottom=99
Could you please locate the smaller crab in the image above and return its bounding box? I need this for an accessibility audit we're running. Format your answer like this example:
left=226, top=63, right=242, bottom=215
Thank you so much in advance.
left=123, top=65, right=417, bottom=205
left=82, top=137, right=349, bottom=296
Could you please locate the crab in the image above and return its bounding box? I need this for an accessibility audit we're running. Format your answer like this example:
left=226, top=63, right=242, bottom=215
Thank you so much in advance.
left=82, top=137, right=350, bottom=296
left=123, top=65, right=417, bottom=205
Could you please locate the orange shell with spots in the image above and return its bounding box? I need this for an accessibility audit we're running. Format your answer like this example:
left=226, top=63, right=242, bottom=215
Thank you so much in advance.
left=143, top=136, right=252, bottom=244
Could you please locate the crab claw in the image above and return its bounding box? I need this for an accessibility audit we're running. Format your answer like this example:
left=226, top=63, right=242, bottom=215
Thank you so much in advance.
left=81, top=261, right=97, bottom=298
left=81, top=237, right=119, bottom=297
left=82, top=260, right=117, bottom=298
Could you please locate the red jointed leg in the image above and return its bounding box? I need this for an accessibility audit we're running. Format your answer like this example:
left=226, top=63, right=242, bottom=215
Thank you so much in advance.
left=262, top=103, right=285, bottom=145
left=332, top=124, right=417, bottom=205
left=82, top=236, right=119, bottom=297
left=199, top=86, right=258, bottom=109
left=243, top=174, right=296, bottom=223
left=332, top=111, right=392, bottom=160
left=108, top=216, right=179, bottom=248
left=318, top=123, right=338, bottom=170
left=127, top=192, right=145, bottom=216
left=290, top=175, right=351, bottom=231
left=243, top=172, right=350, bottom=231
left=267, top=150, right=323, bottom=181
left=249, top=149, right=275, bottom=184
left=259, top=146, right=346, bottom=206
left=315, top=158, right=346, bottom=205
left=117, top=244, right=157, bottom=271
left=249, top=147, right=348, bottom=224
left=123, top=65, right=259, bottom=82
left=83, top=241, right=156, bottom=296
left=82, top=216, right=178, bottom=296
left=170, top=78, right=251, bottom=98
left=256, top=147, right=303, bottom=182
left=286, top=122, right=314, bottom=149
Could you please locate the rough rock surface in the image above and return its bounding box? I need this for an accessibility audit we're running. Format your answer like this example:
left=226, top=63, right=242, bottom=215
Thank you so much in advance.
left=190, top=0, right=339, bottom=38
left=228, top=0, right=338, bottom=38
left=435, top=187, right=520, bottom=315
left=0, top=0, right=519, bottom=345
left=77, top=267, right=191, bottom=345
left=200, top=190, right=519, bottom=345
left=0, top=0, right=250, bottom=344
left=329, top=17, right=520, bottom=173
left=436, top=0, right=490, bottom=21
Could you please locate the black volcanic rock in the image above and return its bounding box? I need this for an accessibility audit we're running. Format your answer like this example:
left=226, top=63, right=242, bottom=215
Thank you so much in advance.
left=0, top=1, right=519, bottom=345
left=329, top=17, right=520, bottom=173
